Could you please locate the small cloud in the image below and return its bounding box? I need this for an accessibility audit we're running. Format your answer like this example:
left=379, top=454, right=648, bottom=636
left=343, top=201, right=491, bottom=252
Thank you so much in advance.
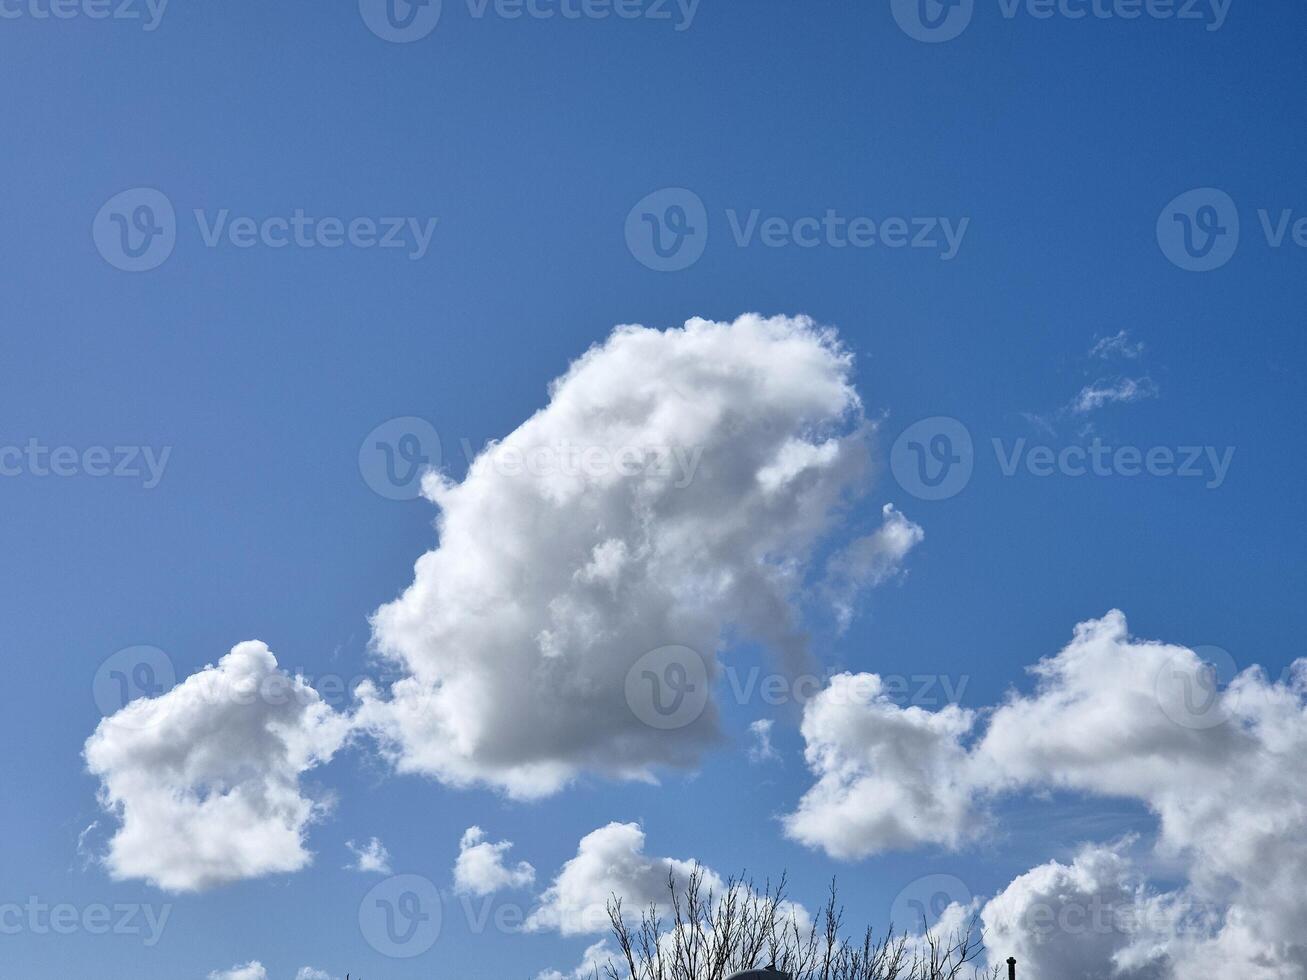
left=822, top=504, right=925, bottom=631
left=1020, top=412, right=1058, bottom=437
left=74, top=821, right=100, bottom=871
left=747, top=719, right=779, bottom=764
left=345, top=837, right=392, bottom=875
left=454, top=827, right=536, bottom=897
left=209, top=964, right=267, bottom=980
left=1070, top=377, right=1159, bottom=415
left=1089, top=330, right=1144, bottom=360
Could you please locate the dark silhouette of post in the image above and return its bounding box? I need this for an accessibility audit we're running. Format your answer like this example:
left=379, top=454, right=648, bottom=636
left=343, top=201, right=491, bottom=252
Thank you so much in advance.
left=1007, top=957, right=1017, bottom=980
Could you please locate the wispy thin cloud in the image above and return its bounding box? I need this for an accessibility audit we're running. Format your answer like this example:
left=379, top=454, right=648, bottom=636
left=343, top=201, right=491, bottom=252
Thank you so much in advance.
left=1022, top=332, right=1159, bottom=433
left=1089, top=330, right=1144, bottom=360
left=1070, top=376, right=1159, bottom=414
left=747, top=719, right=779, bottom=764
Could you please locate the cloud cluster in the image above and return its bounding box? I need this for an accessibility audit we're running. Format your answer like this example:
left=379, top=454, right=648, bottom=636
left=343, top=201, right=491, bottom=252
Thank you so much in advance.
left=83, top=641, right=350, bottom=892
left=454, top=826, right=537, bottom=896
left=80, top=316, right=915, bottom=900
left=357, top=314, right=885, bottom=798
left=784, top=611, right=1307, bottom=978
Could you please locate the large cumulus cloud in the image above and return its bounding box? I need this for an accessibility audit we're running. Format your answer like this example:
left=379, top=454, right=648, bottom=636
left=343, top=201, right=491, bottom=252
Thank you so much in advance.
left=357, top=315, right=911, bottom=798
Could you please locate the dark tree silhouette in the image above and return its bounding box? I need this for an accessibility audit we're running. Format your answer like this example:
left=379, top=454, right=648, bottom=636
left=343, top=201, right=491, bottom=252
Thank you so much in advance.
left=583, top=867, right=998, bottom=980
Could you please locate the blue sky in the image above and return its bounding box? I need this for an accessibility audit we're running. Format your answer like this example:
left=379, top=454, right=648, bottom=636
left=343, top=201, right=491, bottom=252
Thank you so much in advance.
left=3, top=2, right=1307, bottom=978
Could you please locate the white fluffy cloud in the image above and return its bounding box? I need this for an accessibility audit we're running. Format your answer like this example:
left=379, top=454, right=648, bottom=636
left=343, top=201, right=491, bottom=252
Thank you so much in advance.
left=84, top=641, right=350, bottom=892
left=209, top=964, right=268, bottom=980
left=980, top=842, right=1172, bottom=980
left=785, top=611, right=1307, bottom=978
left=782, top=672, right=980, bottom=859
left=526, top=822, right=721, bottom=936
left=345, top=837, right=392, bottom=874
left=980, top=612, right=1307, bottom=978
left=358, top=314, right=898, bottom=798
left=454, top=826, right=537, bottom=896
